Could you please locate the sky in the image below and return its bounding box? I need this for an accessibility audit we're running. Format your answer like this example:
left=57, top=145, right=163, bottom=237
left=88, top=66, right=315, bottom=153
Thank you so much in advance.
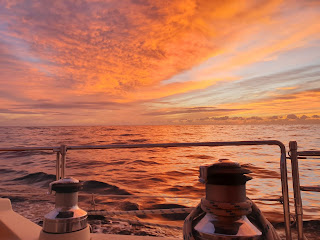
left=0, top=0, right=320, bottom=126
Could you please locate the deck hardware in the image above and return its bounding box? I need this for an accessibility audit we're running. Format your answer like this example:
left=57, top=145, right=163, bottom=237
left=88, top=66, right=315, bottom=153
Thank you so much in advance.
left=40, top=177, right=90, bottom=239
left=189, top=159, right=264, bottom=239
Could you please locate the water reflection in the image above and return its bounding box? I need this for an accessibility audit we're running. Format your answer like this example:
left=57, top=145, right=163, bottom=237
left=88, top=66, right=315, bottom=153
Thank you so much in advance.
left=0, top=125, right=319, bottom=224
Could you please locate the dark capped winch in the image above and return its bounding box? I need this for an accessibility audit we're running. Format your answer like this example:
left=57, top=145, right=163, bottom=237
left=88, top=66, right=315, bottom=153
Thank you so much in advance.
left=193, top=159, right=263, bottom=239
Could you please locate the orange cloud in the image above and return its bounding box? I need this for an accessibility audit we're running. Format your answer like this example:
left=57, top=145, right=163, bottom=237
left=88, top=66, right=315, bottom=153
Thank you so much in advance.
left=117, top=77, right=239, bottom=103
left=217, top=89, right=320, bottom=117
left=0, top=0, right=289, bottom=98
left=1, top=0, right=320, bottom=125
left=141, top=87, right=320, bottom=124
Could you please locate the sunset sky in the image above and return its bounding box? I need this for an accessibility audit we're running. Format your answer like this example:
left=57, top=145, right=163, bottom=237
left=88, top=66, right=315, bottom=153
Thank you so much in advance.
left=0, top=0, right=320, bottom=126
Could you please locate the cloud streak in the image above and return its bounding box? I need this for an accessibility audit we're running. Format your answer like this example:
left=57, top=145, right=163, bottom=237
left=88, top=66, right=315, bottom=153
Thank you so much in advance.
left=144, top=107, right=249, bottom=116
left=0, top=0, right=319, bottom=125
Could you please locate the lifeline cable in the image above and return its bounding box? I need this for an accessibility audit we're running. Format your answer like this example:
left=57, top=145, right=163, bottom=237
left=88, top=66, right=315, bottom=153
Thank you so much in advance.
left=106, top=217, right=182, bottom=230
left=88, top=207, right=194, bottom=216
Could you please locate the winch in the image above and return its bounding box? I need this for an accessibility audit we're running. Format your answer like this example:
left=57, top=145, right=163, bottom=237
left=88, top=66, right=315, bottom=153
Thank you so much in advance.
left=192, top=159, right=262, bottom=239
left=39, top=177, right=90, bottom=240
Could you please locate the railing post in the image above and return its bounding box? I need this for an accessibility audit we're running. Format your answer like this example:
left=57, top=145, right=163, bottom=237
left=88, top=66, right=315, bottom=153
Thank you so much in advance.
left=279, top=143, right=292, bottom=240
left=289, top=141, right=304, bottom=240
left=60, top=145, right=67, bottom=179
left=56, top=151, right=61, bottom=180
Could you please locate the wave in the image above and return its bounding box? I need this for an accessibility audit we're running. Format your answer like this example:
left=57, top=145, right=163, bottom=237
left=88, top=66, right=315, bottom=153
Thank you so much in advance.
left=13, top=172, right=56, bottom=187
left=25, top=127, right=43, bottom=130
left=111, top=141, right=128, bottom=145
left=242, top=163, right=280, bottom=179
left=131, top=160, right=159, bottom=165
left=120, top=134, right=140, bottom=137
left=12, top=172, right=132, bottom=196
left=148, top=177, right=166, bottom=182
left=166, top=185, right=202, bottom=195
left=82, top=180, right=131, bottom=195
left=149, top=203, right=189, bottom=220
left=109, top=160, right=127, bottom=165
left=104, top=128, right=117, bottom=131
left=164, top=171, right=185, bottom=177
left=128, top=139, right=149, bottom=143
left=0, top=168, right=18, bottom=174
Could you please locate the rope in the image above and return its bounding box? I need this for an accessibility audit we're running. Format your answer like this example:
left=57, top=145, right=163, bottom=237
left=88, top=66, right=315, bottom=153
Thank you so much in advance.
left=107, top=217, right=183, bottom=230
left=79, top=193, right=200, bottom=199
left=249, top=201, right=281, bottom=240
left=183, top=198, right=281, bottom=240
left=88, top=207, right=194, bottom=216
left=200, top=198, right=252, bottom=217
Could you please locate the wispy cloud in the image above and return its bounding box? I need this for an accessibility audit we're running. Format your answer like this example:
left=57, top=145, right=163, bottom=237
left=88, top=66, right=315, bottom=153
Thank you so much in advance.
left=0, top=0, right=319, bottom=125
left=163, top=64, right=320, bottom=105
left=144, top=107, right=249, bottom=116
left=15, top=100, right=130, bottom=110
left=216, top=88, right=320, bottom=118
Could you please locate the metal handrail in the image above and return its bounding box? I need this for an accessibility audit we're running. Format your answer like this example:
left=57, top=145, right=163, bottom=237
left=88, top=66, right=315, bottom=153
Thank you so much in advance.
left=0, top=140, right=292, bottom=239
left=300, top=186, right=320, bottom=192
left=296, top=151, right=320, bottom=156
left=0, top=146, right=58, bottom=151
left=289, top=141, right=320, bottom=240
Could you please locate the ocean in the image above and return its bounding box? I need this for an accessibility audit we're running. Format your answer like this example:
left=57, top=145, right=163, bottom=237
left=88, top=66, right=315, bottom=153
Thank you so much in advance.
left=0, top=124, right=319, bottom=237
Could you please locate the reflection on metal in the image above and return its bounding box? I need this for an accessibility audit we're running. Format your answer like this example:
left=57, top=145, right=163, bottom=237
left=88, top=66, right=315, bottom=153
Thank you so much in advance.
left=0, top=140, right=292, bottom=239
left=54, top=145, right=67, bottom=180
left=42, top=177, right=88, bottom=234
left=289, top=141, right=320, bottom=240
left=194, top=159, right=262, bottom=239
left=60, top=145, right=67, bottom=179
left=55, top=151, right=61, bottom=180
left=195, top=214, right=262, bottom=240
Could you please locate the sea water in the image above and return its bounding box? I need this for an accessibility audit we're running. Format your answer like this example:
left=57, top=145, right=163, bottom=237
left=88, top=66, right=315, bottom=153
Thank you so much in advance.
left=0, top=125, right=319, bottom=236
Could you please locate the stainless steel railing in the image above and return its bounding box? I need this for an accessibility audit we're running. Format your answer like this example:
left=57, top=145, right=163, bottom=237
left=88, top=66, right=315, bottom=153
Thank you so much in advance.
left=289, top=141, right=320, bottom=240
left=0, top=140, right=292, bottom=239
